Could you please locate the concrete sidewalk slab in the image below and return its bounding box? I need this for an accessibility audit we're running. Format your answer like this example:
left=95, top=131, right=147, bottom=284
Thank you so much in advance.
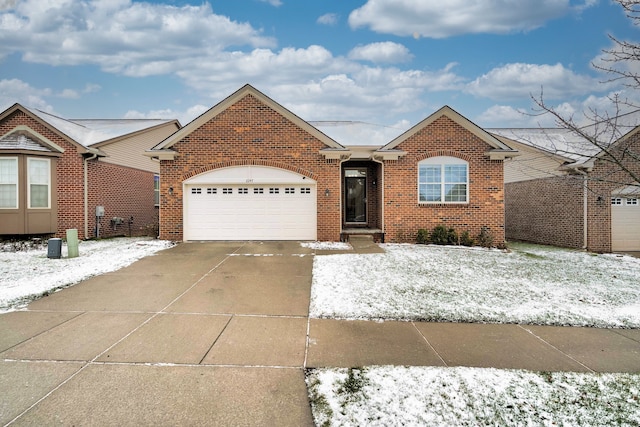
left=0, top=361, right=83, bottom=426
left=26, top=272, right=197, bottom=312
left=11, top=364, right=314, bottom=427
left=166, top=273, right=311, bottom=316
left=1, top=312, right=149, bottom=362
left=348, top=235, right=385, bottom=254
left=414, top=323, right=590, bottom=372
left=0, top=311, right=81, bottom=352
left=524, top=325, right=640, bottom=373
left=616, top=328, right=640, bottom=343
left=306, top=319, right=445, bottom=367
left=202, top=316, right=308, bottom=367
left=97, top=313, right=231, bottom=364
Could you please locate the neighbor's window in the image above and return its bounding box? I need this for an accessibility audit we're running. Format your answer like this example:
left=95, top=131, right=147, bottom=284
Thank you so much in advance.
left=28, top=158, right=50, bottom=208
left=0, top=157, right=18, bottom=209
left=418, top=156, right=468, bottom=203
left=154, top=175, right=160, bottom=206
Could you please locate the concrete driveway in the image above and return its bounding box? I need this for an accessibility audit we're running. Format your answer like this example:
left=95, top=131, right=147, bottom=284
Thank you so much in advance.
left=2, top=240, right=640, bottom=426
left=1, top=241, right=315, bottom=426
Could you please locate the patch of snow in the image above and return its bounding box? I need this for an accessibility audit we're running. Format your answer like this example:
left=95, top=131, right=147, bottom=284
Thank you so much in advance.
left=310, top=242, right=640, bottom=327
left=306, top=366, right=640, bottom=426
left=0, top=237, right=174, bottom=312
left=301, top=241, right=353, bottom=250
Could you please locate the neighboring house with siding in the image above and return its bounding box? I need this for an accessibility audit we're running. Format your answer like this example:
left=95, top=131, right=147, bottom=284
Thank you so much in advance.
left=147, top=84, right=517, bottom=244
left=0, top=103, right=180, bottom=239
left=490, top=127, right=640, bottom=252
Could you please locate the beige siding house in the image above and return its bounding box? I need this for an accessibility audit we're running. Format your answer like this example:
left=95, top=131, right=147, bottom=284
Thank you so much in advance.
left=489, top=127, right=640, bottom=252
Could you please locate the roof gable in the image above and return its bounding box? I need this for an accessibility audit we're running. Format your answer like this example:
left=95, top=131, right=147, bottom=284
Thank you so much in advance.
left=381, top=106, right=517, bottom=159
left=150, top=84, right=343, bottom=153
left=0, top=125, right=65, bottom=154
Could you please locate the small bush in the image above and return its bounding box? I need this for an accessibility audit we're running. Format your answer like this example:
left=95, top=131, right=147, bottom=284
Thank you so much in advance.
left=477, top=226, right=494, bottom=248
left=460, top=230, right=475, bottom=247
left=430, top=225, right=458, bottom=245
left=416, top=229, right=429, bottom=244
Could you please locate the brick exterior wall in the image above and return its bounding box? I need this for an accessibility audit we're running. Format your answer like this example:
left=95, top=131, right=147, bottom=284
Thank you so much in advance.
left=504, top=132, right=640, bottom=253
left=1, top=109, right=158, bottom=240
left=158, top=94, right=342, bottom=241
left=505, top=176, right=584, bottom=248
left=87, top=161, right=157, bottom=238
left=1, top=109, right=86, bottom=237
left=585, top=131, right=640, bottom=252
left=383, top=115, right=506, bottom=244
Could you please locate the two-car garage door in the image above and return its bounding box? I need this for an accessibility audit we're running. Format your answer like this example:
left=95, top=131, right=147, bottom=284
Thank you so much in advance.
left=183, top=166, right=317, bottom=241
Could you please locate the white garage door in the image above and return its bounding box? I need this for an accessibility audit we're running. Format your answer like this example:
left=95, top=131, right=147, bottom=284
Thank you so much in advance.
left=183, top=166, right=317, bottom=241
left=611, top=196, right=640, bottom=251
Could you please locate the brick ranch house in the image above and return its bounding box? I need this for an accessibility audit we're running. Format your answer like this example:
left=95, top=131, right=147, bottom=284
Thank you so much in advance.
left=0, top=104, right=180, bottom=239
left=147, top=84, right=518, bottom=244
left=490, top=127, right=640, bottom=252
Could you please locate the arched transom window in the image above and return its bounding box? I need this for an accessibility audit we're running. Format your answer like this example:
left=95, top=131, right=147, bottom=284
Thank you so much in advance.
left=418, top=156, right=468, bottom=203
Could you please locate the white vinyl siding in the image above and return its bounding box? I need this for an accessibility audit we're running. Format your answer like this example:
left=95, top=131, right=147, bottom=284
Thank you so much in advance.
left=0, top=157, right=18, bottom=209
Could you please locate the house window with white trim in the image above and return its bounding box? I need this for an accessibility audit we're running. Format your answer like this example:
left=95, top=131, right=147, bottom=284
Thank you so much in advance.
left=418, top=156, right=468, bottom=203
left=611, top=197, right=623, bottom=205
left=27, top=158, right=50, bottom=209
left=0, top=157, right=18, bottom=209
left=626, top=198, right=638, bottom=206
left=154, top=175, right=160, bottom=206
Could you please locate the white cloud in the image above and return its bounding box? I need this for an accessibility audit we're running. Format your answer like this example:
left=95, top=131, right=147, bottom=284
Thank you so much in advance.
left=349, top=0, right=595, bottom=38
left=0, top=0, right=17, bottom=11
left=0, top=0, right=275, bottom=72
left=317, top=13, right=339, bottom=26
left=0, top=78, right=54, bottom=112
left=466, top=63, right=605, bottom=101
left=59, top=88, right=80, bottom=99
left=476, top=105, right=544, bottom=127
left=83, top=83, right=101, bottom=94
left=348, top=42, right=413, bottom=63
left=124, top=104, right=209, bottom=126
left=257, top=0, right=282, bottom=6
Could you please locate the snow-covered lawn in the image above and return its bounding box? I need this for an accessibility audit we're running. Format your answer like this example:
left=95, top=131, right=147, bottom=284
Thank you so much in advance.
left=307, top=242, right=640, bottom=426
left=311, top=242, right=640, bottom=328
left=0, top=237, right=173, bottom=311
left=306, top=366, right=640, bottom=426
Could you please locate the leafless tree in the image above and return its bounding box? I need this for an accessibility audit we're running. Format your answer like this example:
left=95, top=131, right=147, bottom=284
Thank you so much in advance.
left=532, top=0, right=640, bottom=189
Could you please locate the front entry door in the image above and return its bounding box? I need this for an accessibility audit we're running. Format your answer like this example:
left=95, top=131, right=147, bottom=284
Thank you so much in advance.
left=345, top=169, right=366, bottom=223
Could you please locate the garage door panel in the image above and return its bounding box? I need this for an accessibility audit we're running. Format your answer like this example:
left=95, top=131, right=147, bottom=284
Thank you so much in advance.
left=612, top=197, right=640, bottom=251
left=184, top=183, right=316, bottom=241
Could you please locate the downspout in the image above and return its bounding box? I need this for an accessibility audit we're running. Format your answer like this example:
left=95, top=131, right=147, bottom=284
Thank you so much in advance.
left=583, top=175, right=588, bottom=250
left=84, top=153, right=98, bottom=238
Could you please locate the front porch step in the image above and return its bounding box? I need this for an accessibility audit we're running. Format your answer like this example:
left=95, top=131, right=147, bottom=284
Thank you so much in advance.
left=341, top=228, right=384, bottom=243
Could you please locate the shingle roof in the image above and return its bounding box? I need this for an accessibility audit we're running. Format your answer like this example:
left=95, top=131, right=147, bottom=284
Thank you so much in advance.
left=0, top=132, right=52, bottom=152
left=24, top=107, right=175, bottom=148
left=487, top=128, right=598, bottom=163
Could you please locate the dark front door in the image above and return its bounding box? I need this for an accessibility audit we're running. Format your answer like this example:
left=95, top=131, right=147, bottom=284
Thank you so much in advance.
left=345, top=169, right=366, bottom=223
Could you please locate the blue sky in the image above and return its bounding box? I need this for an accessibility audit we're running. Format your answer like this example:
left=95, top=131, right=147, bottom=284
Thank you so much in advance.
left=0, top=0, right=638, bottom=133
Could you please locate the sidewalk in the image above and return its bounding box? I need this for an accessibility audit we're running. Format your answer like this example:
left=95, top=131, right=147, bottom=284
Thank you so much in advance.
left=1, top=241, right=639, bottom=426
